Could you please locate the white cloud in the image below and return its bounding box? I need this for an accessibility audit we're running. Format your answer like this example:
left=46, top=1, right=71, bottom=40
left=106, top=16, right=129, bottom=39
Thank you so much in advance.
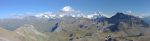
left=61, top=6, right=75, bottom=12
left=59, top=6, right=83, bottom=15
left=135, top=13, right=150, bottom=18
left=126, top=10, right=132, bottom=14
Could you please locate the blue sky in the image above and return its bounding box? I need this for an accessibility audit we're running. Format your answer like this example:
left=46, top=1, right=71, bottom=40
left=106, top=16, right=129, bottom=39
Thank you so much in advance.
left=0, top=0, right=150, bottom=18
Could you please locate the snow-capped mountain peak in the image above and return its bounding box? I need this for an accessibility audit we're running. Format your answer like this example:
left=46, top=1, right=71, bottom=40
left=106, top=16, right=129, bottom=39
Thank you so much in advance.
left=34, top=12, right=108, bottom=19
left=33, top=11, right=109, bottom=19
left=35, top=14, right=57, bottom=18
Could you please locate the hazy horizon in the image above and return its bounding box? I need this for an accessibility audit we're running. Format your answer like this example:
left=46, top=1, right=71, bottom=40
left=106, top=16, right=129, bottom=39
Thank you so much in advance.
left=0, top=0, right=150, bottom=18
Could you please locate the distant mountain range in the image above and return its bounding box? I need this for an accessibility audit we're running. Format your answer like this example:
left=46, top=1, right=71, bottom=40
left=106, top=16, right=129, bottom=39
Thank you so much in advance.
left=0, top=12, right=150, bottom=41
left=34, top=12, right=108, bottom=19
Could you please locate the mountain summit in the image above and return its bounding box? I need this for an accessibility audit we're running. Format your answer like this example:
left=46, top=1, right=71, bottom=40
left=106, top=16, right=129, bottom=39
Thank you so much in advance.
left=108, top=12, right=149, bottom=37
left=109, top=12, right=148, bottom=25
